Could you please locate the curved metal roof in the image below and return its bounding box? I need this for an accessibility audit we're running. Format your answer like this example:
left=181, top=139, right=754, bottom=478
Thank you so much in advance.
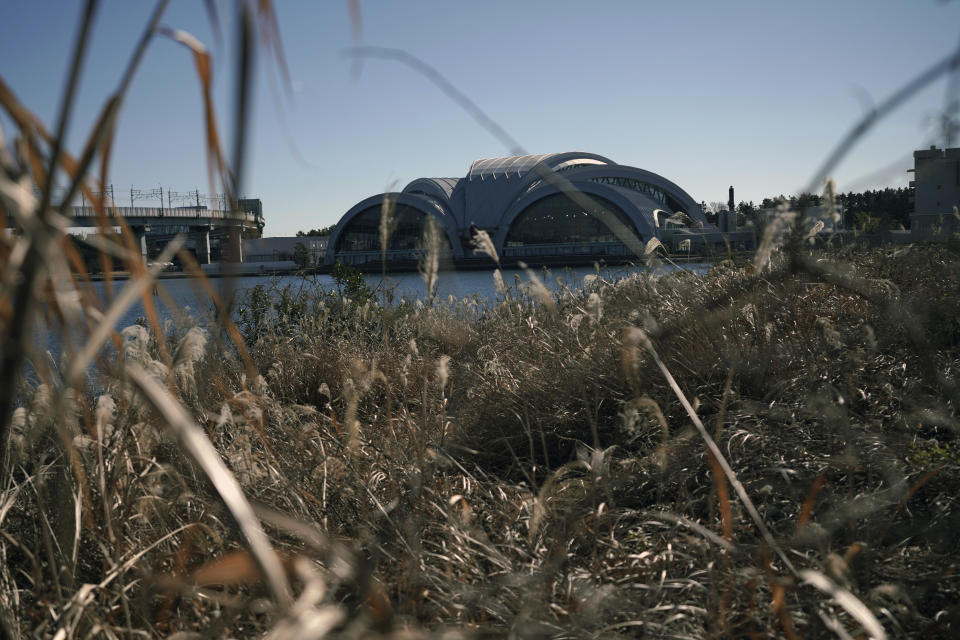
left=555, top=164, right=706, bottom=224
left=492, top=179, right=662, bottom=256
left=323, top=192, right=465, bottom=265
left=467, top=152, right=612, bottom=181
left=462, top=152, right=616, bottom=229
left=403, top=177, right=460, bottom=198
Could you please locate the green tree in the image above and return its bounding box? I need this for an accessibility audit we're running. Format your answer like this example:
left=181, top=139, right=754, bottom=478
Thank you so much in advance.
left=292, top=242, right=310, bottom=268
left=837, top=187, right=912, bottom=230
left=795, top=192, right=821, bottom=209
left=736, top=200, right=756, bottom=227
left=761, top=196, right=786, bottom=209
left=855, top=211, right=880, bottom=232
left=330, top=260, right=373, bottom=305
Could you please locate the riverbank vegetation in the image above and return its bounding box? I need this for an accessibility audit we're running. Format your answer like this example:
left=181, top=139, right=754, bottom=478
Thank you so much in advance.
left=2, top=239, right=959, bottom=638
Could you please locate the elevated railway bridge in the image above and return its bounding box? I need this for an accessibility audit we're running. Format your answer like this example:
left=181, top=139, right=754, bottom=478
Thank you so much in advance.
left=8, top=201, right=265, bottom=263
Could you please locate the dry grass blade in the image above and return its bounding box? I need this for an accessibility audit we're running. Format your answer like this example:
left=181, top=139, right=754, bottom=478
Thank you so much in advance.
left=379, top=191, right=397, bottom=272
left=795, top=252, right=960, bottom=408
left=644, top=236, right=663, bottom=255
left=64, top=236, right=185, bottom=390
left=201, top=0, right=222, bottom=47
left=419, top=215, right=441, bottom=300
left=347, top=0, right=362, bottom=41
left=805, top=41, right=960, bottom=194
left=707, top=437, right=734, bottom=544
left=98, top=523, right=193, bottom=591
left=518, top=261, right=555, bottom=313
left=251, top=503, right=332, bottom=553
left=802, top=569, right=886, bottom=640
left=255, top=0, right=292, bottom=92
left=36, top=0, right=99, bottom=218
left=0, top=483, right=22, bottom=528
left=60, top=0, right=171, bottom=214
left=796, top=473, right=828, bottom=532
left=125, top=363, right=293, bottom=608
left=631, top=327, right=798, bottom=577
left=0, top=76, right=50, bottom=140
left=188, top=550, right=279, bottom=587
left=528, top=459, right=588, bottom=542
left=343, top=46, right=525, bottom=155
left=646, top=510, right=735, bottom=553
left=225, top=2, right=254, bottom=276
left=158, top=27, right=231, bottom=193
left=176, top=246, right=257, bottom=380
left=343, top=47, right=651, bottom=259
left=0, top=68, right=99, bottom=465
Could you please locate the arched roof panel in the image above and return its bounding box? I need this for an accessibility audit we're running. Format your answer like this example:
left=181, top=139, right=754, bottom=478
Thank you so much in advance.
left=467, top=152, right=613, bottom=181
left=402, top=177, right=460, bottom=200
left=494, top=180, right=660, bottom=257
left=556, top=164, right=709, bottom=226
left=324, top=192, right=465, bottom=265
left=464, top=152, right=615, bottom=229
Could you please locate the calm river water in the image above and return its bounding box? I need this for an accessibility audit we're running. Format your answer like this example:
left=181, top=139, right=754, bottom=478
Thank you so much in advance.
left=27, top=263, right=706, bottom=367
left=83, top=263, right=708, bottom=332
left=16, top=262, right=714, bottom=390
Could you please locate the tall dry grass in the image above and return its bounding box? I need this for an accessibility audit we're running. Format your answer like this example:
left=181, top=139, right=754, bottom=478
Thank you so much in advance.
left=1, top=1, right=960, bottom=639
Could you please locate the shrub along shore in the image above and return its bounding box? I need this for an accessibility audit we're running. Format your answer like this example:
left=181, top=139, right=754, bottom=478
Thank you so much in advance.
left=3, top=244, right=959, bottom=638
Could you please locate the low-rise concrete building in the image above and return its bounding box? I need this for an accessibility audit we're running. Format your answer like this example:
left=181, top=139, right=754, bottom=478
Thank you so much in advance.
left=243, top=236, right=328, bottom=266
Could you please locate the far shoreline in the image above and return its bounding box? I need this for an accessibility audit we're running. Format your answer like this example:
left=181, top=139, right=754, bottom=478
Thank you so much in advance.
left=80, top=252, right=729, bottom=281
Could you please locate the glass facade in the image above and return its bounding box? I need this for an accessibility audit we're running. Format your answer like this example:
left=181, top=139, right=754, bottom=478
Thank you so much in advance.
left=335, top=204, right=452, bottom=263
left=503, top=193, right=640, bottom=247
left=404, top=191, right=448, bottom=217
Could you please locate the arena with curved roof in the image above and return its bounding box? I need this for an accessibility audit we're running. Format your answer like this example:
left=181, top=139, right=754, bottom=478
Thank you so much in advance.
left=324, top=152, right=750, bottom=268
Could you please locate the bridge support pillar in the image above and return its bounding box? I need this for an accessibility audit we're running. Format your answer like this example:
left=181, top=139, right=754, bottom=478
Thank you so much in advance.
left=192, top=227, right=211, bottom=264
left=130, top=225, right=149, bottom=259
left=224, top=225, right=244, bottom=263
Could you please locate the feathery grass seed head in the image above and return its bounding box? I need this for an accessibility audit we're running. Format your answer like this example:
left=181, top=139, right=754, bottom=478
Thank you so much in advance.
left=437, top=355, right=451, bottom=392
left=471, top=228, right=500, bottom=266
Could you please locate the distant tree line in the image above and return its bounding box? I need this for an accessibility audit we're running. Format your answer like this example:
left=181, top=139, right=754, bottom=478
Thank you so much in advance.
left=299, top=187, right=914, bottom=239
left=733, top=186, right=913, bottom=230
left=296, top=224, right=336, bottom=237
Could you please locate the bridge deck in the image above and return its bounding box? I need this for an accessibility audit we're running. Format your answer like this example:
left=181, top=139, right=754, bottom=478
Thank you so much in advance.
left=58, top=206, right=261, bottom=229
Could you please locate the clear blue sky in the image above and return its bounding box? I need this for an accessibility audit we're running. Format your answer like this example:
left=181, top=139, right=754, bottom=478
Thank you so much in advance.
left=2, top=0, right=959, bottom=236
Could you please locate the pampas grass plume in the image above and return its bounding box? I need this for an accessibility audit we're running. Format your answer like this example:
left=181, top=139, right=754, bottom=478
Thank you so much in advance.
left=471, top=228, right=500, bottom=266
